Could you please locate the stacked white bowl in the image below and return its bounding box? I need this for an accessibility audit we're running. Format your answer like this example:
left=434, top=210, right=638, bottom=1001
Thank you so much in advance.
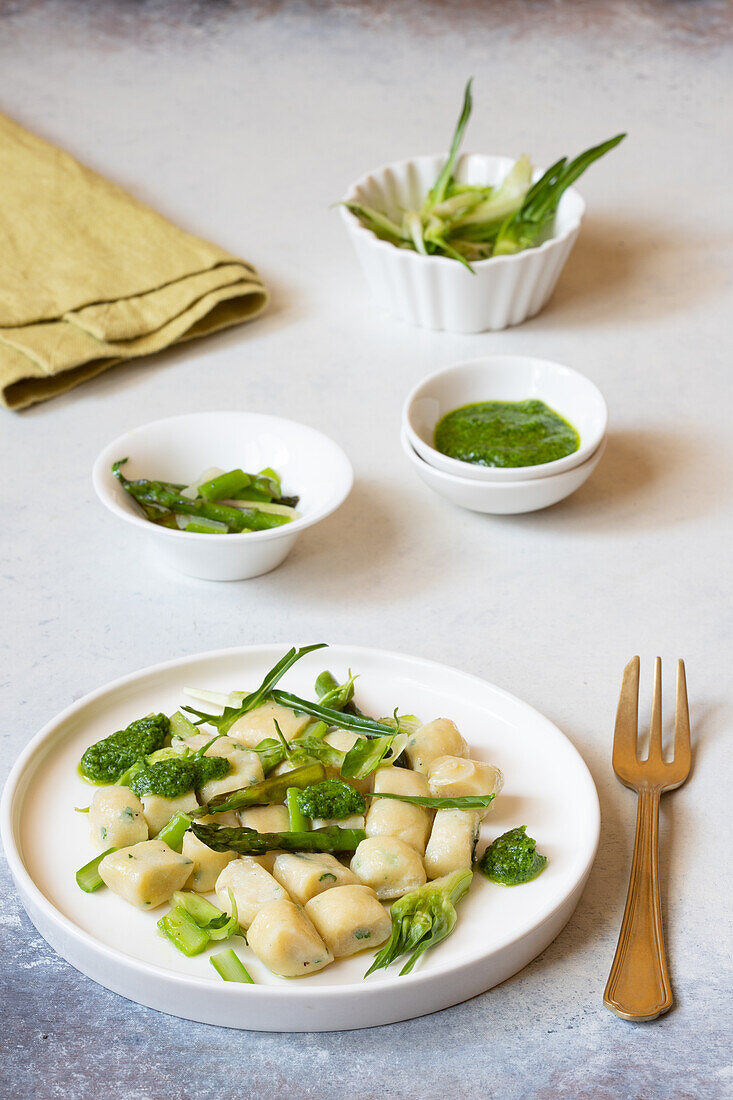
left=401, top=356, right=608, bottom=515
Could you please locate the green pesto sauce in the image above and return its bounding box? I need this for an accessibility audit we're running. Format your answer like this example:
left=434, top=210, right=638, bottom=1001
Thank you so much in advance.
left=435, top=399, right=579, bottom=468
left=477, top=826, right=547, bottom=886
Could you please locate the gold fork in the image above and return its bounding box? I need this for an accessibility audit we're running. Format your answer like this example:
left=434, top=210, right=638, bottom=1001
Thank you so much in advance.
left=603, top=656, right=691, bottom=1021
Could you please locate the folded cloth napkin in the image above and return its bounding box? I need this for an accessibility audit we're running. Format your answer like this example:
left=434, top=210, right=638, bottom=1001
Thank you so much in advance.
left=0, top=114, right=269, bottom=409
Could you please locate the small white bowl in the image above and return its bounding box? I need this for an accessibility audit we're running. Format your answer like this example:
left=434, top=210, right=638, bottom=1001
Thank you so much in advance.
left=404, top=356, right=608, bottom=482
left=93, top=412, right=353, bottom=581
left=341, top=154, right=585, bottom=333
left=401, top=428, right=606, bottom=515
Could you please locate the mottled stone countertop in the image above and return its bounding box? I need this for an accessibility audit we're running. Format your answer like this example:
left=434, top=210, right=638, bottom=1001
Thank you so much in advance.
left=1, top=2, right=731, bottom=1097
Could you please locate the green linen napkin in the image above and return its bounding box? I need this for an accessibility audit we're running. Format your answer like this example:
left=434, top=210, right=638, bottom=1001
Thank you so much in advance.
left=0, top=114, right=269, bottom=409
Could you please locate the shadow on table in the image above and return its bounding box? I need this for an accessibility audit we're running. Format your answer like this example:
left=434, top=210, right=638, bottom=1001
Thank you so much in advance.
left=499, top=426, right=718, bottom=535
left=502, top=695, right=723, bottom=1020
left=539, top=215, right=725, bottom=327
left=276, top=478, right=428, bottom=607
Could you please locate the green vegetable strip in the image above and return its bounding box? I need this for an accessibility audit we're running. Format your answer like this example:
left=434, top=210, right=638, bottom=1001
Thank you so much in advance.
left=191, top=823, right=365, bottom=855
left=169, top=711, right=198, bottom=739
left=183, top=643, right=328, bottom=737
left=371, top=792, right=495, bottom=811
left=197, top=762, right=327, bottom=816
left=365, top=869, right=473, bottom=977
left=112, top=460, right=289, bottom=532
left=340, top=735, right=394, bottom=780
left=286, top=787, right=309, bottom=832
left=170, top=890, right=241, bottom=941
left=157, top=812, right=192, bottom=852
left=314, top=670, right=357, bottom=712
left=493, top=133, right=625, bottom=255
left=183, top=521, right=227, bottom=535
left=270, top=689, right=396, bottom=738
left=210, top=948, right=254, bottom=984
left=425, top=78, right=473, bottom=209
left=171, top=891, right=223, bottom=926
left=198, top=469, right=251, bottom=501
left=158, top=906, right=210, bottom=956
left=76, top=848, right=116, bottom=892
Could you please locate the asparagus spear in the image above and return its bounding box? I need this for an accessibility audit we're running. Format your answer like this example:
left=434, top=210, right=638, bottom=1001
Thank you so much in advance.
left=112, top=460, right=288, bottom=532
left=210, top=948, right=254, bottom=983
left=195, top=762, right=327, bottom=816
left=191, top=823, right=366, bottom=855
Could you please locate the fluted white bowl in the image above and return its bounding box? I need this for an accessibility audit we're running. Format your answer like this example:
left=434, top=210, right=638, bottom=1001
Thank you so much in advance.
left=403, top=356, right=608, bottom=482
left=401, top=428, right=606, bottom=515
left=341, top=153, right=585, bottom=333
left=93, top=412, right=353, bottom=581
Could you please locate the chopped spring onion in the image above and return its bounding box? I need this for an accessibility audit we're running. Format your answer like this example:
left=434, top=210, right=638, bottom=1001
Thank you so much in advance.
left=76, top=847, right=116, bottom=892
left=158, top=905, right=210, bottom=956
left=156, top=811, right=192, bottom=851
left=175, top=513, right=229, bottom=533
left=210, top=948, right=254, bottom=984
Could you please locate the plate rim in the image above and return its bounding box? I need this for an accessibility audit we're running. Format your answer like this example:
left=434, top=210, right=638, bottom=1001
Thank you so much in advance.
left=2, top=643, right=600, bottom=1011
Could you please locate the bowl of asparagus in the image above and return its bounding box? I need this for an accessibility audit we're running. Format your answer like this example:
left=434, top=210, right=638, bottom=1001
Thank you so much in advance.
left=92, top=412, right=353, bottom=581
left=340, top=80, right=624, bottom=332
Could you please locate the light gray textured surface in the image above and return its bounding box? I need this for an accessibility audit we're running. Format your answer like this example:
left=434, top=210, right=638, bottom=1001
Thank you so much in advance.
left=1, top=2, right=731, bottom=1097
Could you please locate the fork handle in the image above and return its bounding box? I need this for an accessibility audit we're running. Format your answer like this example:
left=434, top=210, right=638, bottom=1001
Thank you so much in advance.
left=603, top=786, right=673, bottom=1021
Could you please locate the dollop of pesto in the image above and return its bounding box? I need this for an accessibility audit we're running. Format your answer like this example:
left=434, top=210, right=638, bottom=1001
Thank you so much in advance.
left=130, top=755, right=229, bottom=799
left=79, top=714, right=170, bottom=785
left=435, top=399, right=579, bottom=468
left=478, top=826, right=547, bottom=885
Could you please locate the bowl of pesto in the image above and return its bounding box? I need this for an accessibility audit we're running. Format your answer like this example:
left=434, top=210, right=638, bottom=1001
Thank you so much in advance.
left=403, top=356, right=607, bottom=481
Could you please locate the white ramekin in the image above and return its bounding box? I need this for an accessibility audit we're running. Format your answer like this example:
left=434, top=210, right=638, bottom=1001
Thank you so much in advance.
left=401, top=428, right=606, bottom=515
left=93, top=412, right=353, bottom=581
left=403, top=355, right=608, bottom=481
left=340, top=153, right=585, bottom=333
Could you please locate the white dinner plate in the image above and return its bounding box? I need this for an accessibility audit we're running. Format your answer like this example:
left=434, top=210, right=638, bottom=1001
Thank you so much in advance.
left=1, top=644, right=600, bottom=1032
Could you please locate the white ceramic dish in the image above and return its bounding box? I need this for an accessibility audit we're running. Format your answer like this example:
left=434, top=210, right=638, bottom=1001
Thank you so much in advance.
left=92, top=412, right=353, bottom=581
left=404, top=356, right=608, bottom=482
left=402, top=428, right=606, bottom=515
left=340, top=154, right=585, bottom=333
left=1, top=644, right=599, bottom=1032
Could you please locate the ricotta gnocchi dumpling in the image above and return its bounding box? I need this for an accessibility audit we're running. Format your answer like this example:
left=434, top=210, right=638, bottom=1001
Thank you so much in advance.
left=215, top=856, right=288, bottom=928
left=141, top=790, right=200, bottom=837
left=237, top=804, right=290, bottom=871
left=198, top=749, right=263, bottom=805
left=182, top=814, right=237, bottom=892
left=350, top=836, right=427, bottom=900
left=304, top=885, right=391, bottom=958
left=427, top=756, right=503, bottom=819
left=272, top=852, right=358, bottom=905
left=424, top=809, right=479, bottom=879
left=405, top=718, right=468, bottom=775
left=88, top=785, right=148, bottom=850
left=246, top=898, right=333, bottom=978
left=366, top=766, right=432, bottom=854
left=227, top=702, right=311, bottom=748
left=98, top=840, right=192, bottom=910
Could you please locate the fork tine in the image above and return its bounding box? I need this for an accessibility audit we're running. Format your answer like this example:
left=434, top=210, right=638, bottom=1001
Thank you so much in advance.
left=649, top=656, right=663, bottom=760
left=613, top=656, right=639, bottom=767
left=674, top=659, right=691, bottom=769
